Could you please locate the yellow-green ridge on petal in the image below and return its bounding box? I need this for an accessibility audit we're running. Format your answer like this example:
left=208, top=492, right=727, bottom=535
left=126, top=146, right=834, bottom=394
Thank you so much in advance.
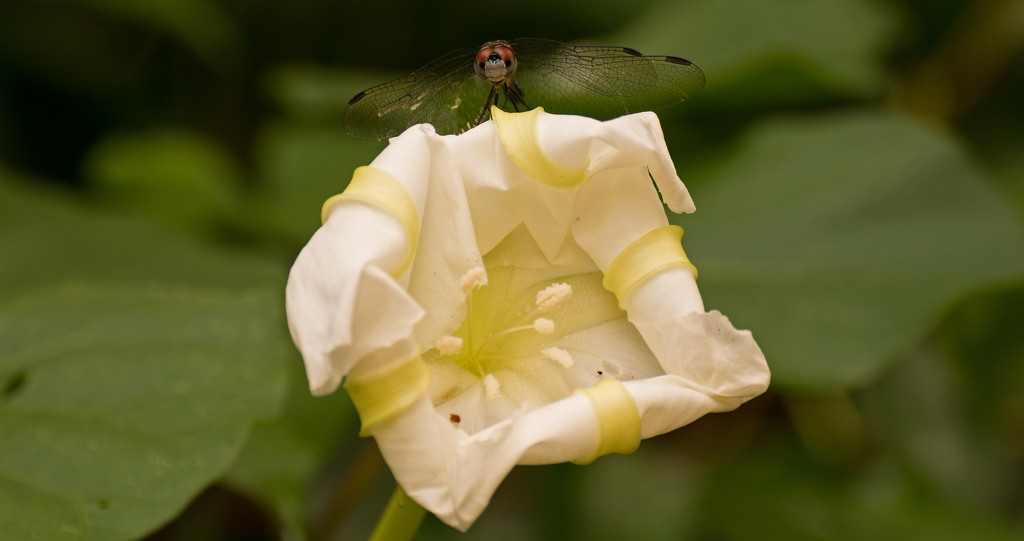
left=492, top=106, right=589, bottom=189
left=602, top=225, right=697, bottom=307
left=345, top=352, right=430, bottom=437
left=573, top=377, right=641, bottom=465
left=322, top=166, right=420, bottom=278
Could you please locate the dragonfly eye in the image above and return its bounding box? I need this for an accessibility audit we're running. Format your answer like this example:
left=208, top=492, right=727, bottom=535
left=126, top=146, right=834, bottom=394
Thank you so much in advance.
left=504, top=56, right=517, bottom=77
left=475, top=52, right=515, bottom=84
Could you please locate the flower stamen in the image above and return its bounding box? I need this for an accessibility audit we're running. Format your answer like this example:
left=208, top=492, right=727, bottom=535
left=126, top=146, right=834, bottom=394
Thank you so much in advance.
left=450, top=272, right=577, bottom=398
left=535, top=282, right=572, bottom=312
left=435, top=335, right=463, bottom=356
left=483, top=374, right=501, bottom=400
left=460, top=266, right=488, bottom=294
left=541, top=347, right=574, bottom=369
left=533, top=318, right=555, bottom=335
left=460, top=266, right=488, bottom=359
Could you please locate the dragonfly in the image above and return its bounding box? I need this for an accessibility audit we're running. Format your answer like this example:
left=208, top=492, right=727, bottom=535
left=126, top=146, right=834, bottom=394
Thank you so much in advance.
left=342, top=38, right=705, bottom=141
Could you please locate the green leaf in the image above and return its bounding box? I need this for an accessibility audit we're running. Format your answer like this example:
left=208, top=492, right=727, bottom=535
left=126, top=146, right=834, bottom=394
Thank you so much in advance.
left=0, top=171, right=289, bottom=539
left=0, top=284, right=286, bottom=540
left=245, top=121, right=382, bottom=244
left=613, top=0, right=897, bottom=108
left=679, top=110, right=1024, bottom=390
left=574, top=450, right=701, bottom=541
left=266, top=65, right=394, bottom=124
left=859, top=341, right=1016, bottom=518
left=700, top=443, right=1024, bottom=541
left=82, top=127, right=242, bottom=234
left=0, top=167, right=279, bottom=298
left=225, top=357, right=359, bottom=540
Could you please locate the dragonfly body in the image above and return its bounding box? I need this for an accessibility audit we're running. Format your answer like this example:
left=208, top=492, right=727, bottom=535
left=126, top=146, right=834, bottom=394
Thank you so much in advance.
left=473, top=41, right=528, bottom=124
left=343, top=38, right=705, bottom=141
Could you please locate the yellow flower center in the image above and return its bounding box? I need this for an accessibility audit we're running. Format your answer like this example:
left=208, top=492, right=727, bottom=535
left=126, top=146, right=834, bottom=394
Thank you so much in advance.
left=423, top=225, right=630, bottom=430
left=443, top=278, right=573, bottom=380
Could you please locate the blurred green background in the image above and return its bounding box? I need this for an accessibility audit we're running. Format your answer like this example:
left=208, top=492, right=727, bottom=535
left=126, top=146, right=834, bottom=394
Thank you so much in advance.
left=2, top=0, right=1023, bottom=539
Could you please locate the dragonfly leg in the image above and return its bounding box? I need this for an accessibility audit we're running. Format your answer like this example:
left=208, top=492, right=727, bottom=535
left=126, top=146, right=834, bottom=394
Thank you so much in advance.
left=500, top=91, right=515, bottom=111
left=505, top=93, right=520, bottom=112
left=475, top=84, right=499, bottom=126
left=505, top=80, right=530, bottom=112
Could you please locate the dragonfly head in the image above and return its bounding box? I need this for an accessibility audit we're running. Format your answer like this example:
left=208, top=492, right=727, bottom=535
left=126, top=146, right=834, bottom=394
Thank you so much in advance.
left=474, top=41, right=517, bottom=85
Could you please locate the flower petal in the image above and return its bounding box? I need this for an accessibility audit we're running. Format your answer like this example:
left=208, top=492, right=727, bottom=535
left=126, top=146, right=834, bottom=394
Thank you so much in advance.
left=286, top=108, right=768, bottom=532
left=286, top=204, right=423, bottom=395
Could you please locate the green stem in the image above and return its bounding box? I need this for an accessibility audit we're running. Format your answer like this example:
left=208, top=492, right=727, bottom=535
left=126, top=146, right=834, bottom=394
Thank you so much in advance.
left=368, top=485, right=427, bottom=541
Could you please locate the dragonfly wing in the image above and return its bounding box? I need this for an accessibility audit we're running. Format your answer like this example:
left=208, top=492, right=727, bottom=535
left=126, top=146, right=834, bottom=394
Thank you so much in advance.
left=508, top=38, right=705, bottom=119
left=342, top=46, right=490, bottom=140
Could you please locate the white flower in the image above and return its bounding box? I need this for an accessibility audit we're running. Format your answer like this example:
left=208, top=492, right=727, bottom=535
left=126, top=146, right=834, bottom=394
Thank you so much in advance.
left=286, top=107, right=770, bottom=531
